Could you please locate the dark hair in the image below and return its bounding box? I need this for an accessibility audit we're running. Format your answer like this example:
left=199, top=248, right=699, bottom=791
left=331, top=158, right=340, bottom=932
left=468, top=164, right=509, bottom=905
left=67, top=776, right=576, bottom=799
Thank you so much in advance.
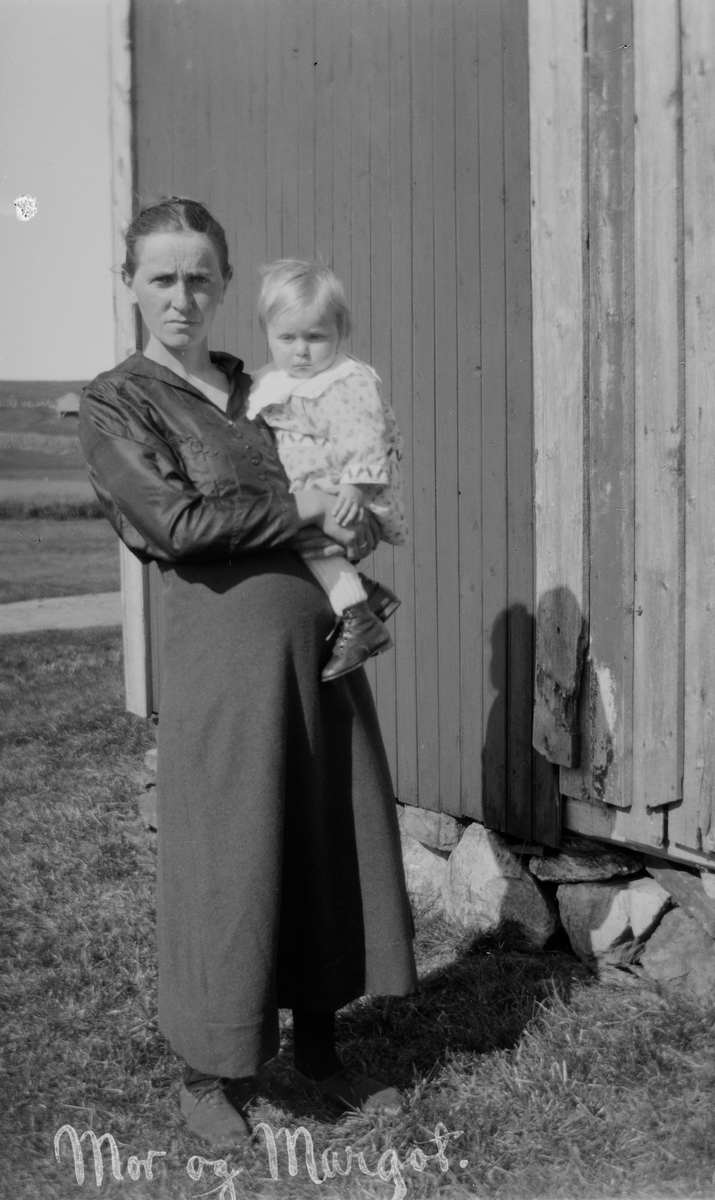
left=122, top=197, right=233, bottom=282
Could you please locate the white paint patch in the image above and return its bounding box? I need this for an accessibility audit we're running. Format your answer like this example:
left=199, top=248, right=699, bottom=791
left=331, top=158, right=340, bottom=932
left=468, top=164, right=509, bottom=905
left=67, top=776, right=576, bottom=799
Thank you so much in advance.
left=596, top=662, right=618, bottom=736
left=14, top=194, right=37, bottom=221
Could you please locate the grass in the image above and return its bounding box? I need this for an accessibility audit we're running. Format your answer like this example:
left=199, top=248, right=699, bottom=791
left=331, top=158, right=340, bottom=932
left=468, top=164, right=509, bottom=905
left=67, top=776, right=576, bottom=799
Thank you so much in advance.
left=0, top=406, right=81, bottom=437
left=0, top=519, right=119, bottom=602
left=2, top=630, right=715, bottom=1200
left=0, top=449, right=89, bottom=477
left=0, top=498, right=104, bottom=521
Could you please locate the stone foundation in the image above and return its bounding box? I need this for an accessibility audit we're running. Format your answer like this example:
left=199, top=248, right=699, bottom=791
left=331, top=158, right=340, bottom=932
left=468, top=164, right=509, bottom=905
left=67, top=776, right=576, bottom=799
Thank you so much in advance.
left=396, top=802, right=715, bottom=1002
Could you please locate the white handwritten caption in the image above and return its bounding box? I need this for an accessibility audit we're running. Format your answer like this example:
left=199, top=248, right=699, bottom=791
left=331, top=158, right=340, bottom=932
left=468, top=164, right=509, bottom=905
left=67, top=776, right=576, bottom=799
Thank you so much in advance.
left=54, top=1120, right=465, bottom=1200
left=15, top=195, right=37, bottom=221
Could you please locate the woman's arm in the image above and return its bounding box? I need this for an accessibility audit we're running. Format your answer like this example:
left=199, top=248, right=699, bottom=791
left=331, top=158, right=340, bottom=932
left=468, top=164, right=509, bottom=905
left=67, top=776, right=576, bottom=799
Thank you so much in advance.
left=292, top=491, right=378, bottom=558
left=80, top=382, right=302, bottom=562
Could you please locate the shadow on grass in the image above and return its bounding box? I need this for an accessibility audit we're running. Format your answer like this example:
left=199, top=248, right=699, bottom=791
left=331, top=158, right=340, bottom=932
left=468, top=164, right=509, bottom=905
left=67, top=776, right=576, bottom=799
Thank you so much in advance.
left=256, top=916, right=590, bottom=1123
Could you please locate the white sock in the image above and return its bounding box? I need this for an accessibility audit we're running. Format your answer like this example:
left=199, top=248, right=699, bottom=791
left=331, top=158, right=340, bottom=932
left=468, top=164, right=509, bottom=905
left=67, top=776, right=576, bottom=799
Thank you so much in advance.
left=305, top=556, right=368, bottom=615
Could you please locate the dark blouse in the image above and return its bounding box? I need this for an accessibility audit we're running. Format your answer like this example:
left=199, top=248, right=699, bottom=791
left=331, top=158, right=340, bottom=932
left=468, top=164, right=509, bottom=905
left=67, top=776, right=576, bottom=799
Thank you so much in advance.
left=79, top=352, right=300, bottom=564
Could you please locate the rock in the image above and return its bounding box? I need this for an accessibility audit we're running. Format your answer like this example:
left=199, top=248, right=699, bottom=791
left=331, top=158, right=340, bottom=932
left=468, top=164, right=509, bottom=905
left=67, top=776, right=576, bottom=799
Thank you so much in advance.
left=557, top=877, right=671, bottom=969
left=144, top=747, right=158, bottom=775
left=442, top=824, right=559, bottom=948
left=397, top=805, right=464, bottom=852
left=400, top=832, right=448, bottom=905
left=645, top=860, right=715, bottom=939
left=701, top=870, right=715, bottom=902
left=640, top=908, right=715, bottom=1001
left=530, top=837, right=643, bottom=883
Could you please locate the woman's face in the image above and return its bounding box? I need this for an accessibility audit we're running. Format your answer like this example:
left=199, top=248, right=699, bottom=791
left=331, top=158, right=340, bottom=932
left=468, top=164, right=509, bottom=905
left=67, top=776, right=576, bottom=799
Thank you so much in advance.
left=126, top=231, right=228, bottom=353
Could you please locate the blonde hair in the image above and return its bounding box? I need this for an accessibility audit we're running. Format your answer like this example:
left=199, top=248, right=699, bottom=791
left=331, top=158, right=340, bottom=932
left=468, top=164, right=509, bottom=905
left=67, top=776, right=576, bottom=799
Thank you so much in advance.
left=257, top=259, right=351, bottom=339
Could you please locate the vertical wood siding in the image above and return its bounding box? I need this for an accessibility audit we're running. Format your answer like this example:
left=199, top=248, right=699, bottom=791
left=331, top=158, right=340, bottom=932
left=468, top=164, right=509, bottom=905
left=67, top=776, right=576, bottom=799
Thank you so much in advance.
left=532, top=0, right=715, bottom=864
left=530, top=0, right=588, bottom=774
left=678, top=0, right=715, bottom=857
left=132, top=0, right=541, bottom=834
left=582, top=0, right=635, bottom=812
left=632, top=0, right=684, bottom=811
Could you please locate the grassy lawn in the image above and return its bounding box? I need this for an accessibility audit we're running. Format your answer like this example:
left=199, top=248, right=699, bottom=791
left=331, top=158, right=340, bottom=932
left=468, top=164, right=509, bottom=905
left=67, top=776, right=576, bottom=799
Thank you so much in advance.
left=0, top=519, right=120, bottom=603
left=2, top=630, right=715, bottom=1199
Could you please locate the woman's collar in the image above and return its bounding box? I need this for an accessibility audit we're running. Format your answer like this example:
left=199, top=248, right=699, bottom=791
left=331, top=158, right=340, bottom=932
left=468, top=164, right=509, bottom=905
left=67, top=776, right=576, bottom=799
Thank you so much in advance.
left=117, top=349, right=246, bottom=392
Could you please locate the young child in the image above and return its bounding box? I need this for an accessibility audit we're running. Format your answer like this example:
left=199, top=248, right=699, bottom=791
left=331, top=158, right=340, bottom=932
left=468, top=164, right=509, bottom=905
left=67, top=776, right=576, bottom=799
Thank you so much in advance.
left=247, top=259, right=408, bottom=682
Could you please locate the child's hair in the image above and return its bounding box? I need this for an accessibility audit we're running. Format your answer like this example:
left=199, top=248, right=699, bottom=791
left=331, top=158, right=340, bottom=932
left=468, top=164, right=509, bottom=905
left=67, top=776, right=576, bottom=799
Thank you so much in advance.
left=122, top=197, right=233, bottom=282
left=257, top=259, right=352, bottom=340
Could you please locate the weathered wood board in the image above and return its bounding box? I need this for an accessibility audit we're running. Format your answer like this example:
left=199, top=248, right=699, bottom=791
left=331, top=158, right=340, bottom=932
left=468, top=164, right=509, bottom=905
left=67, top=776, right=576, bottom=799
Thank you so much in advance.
left=677, top=0, right=715, bottom=860
left=581, top=0, right=634, bottom=811
left=632, top=0, right=684, bottom=812
left=530, top=0, right=588, bottom=771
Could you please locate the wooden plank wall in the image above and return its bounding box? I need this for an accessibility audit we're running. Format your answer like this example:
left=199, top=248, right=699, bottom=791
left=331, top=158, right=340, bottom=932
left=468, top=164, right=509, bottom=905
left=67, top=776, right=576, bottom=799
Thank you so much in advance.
left=530, top=0, right=588, bottom=775
left=131, top=0, right=544, bottom=836
left=632, top=0, right=683, bottom=813
left=532, top=0, right=715, bottom=865
left=677, top=0, right=715, bottom=858
left=582, top=0, right=634, bottom=813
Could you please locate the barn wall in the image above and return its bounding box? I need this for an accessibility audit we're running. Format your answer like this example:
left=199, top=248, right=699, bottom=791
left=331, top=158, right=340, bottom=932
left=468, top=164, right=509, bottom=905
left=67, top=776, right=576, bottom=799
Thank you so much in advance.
left=130, top=0, right=556, bottom=838
left=530, top=0, right=715, bottom=868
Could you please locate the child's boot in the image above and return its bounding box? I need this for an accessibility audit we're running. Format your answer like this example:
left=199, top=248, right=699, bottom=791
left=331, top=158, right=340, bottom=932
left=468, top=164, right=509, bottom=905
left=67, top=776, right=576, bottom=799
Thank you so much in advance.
left=358, top=574, right=402, bottom=621
left=321, top=601, right=393, bottom=682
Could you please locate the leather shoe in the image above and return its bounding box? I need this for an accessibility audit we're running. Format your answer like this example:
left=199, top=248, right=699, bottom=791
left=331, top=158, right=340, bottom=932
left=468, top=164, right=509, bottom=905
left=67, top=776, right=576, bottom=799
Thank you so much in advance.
left=359, top=574, right=402, bottom=622
left=322, top=601, right=392, bottom=682
left=294, top=1066, right=404, bottom=1114
left=180, top=1083, right=250, bottom=1149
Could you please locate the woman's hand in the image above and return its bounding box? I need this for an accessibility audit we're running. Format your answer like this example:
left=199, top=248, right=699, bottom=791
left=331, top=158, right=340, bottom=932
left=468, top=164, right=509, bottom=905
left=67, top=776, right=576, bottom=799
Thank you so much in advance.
left=345, top=510, right=380, bottom=561
left=293, top=491, right=380, bottom=561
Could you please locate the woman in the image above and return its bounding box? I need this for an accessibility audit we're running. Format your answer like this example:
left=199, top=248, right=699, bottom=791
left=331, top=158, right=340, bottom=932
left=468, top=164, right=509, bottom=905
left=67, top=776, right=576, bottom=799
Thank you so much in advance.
left=79, top=198, right=416, bottom=1151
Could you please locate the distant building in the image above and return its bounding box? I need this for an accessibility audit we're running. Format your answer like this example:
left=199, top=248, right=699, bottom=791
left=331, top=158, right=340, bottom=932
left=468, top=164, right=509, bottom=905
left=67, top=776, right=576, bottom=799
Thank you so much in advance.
left=56, top=392, right=81, bottom=417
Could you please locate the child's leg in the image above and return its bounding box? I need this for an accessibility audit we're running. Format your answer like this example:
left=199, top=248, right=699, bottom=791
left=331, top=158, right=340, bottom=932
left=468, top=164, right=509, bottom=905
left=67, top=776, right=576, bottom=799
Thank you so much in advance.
left=304, top=555, right=367, bottom=616
left=304, top=556, right=392, bottom=681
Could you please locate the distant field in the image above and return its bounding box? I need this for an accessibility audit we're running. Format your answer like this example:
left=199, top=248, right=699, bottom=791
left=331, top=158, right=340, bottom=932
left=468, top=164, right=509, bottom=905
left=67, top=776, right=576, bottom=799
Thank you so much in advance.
left=0, top=402, right=82, bottom=458
left=0, top=379, right=88, bottom=407
left=0, top=519, right=120, bottom=603
left=0, top=408, right=80, bottom=436
left=0, top=395, right=94, bottom=508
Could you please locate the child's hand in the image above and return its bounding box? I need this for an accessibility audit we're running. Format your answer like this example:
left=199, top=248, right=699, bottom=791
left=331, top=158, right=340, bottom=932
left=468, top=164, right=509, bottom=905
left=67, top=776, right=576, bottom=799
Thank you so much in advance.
left=332, top=484, right=365, bottom=527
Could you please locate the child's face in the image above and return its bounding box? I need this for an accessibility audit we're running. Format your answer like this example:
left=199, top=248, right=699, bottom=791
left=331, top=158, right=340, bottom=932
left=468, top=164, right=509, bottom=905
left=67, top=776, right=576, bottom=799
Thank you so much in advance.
left=266, top=307, right=340, bottom=378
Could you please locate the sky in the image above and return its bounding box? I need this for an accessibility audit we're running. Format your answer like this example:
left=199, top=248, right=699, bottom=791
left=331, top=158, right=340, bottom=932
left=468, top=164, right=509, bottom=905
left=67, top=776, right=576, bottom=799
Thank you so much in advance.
left=0, top=0, right=115, bottom=380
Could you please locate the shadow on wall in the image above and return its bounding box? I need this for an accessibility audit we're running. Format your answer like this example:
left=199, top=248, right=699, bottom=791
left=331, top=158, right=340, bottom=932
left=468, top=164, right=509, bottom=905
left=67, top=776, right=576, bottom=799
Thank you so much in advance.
left=482, top=604, right=562, bottom=845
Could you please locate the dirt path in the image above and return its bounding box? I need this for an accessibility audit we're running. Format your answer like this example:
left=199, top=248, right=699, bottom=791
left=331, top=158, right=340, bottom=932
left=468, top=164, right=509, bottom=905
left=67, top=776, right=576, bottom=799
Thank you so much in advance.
left=0, top=592, right=122, bottom=634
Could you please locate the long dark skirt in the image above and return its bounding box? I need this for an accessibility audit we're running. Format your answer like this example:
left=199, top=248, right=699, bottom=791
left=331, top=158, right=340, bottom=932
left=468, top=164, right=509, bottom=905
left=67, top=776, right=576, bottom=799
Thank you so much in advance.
left=154, top=550, right=416, bottom=1078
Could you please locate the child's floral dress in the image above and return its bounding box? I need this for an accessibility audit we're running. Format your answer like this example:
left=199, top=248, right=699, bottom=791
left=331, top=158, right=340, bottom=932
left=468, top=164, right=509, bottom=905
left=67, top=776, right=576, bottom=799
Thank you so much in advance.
left=247, top=353, right=408, bottom=545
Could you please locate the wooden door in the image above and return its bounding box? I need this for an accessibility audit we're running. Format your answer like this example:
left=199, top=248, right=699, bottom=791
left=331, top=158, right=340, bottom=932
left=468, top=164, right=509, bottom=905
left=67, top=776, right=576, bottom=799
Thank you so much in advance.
left=130, top=0, right=557, bottom=842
